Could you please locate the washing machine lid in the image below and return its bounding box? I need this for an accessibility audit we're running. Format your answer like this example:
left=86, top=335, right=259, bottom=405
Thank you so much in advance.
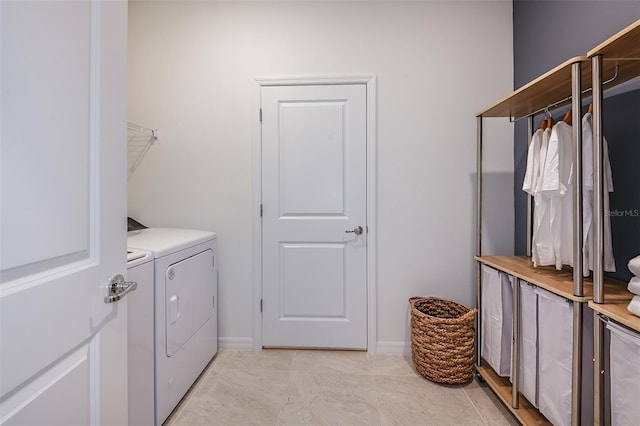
left=127, top=228, right=217, bottom=258
left=127, top=249, right=153, bottom=267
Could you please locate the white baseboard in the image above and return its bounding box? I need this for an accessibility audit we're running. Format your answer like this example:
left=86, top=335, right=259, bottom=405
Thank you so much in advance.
left=218, top=337, right=254, bottom=350
left=375, top=341, right=411, bottom=355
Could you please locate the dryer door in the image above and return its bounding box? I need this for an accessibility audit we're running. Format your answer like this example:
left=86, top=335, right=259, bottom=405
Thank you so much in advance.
left=165, top=249, right=215, bottom=356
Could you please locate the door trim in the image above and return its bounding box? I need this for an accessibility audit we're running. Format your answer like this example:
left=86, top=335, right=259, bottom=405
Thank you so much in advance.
left=251, top=75, right=377, bottom=352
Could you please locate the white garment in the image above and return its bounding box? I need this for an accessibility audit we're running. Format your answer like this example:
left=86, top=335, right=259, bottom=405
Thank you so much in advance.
left=540, top=122, right=574, bottom=270
left=628, top=255, right=640, bottom=276
left=628, top=276, right=640, bottom=296
left=532, top=128, right=555, bottom=267
left=628, top=295, right=640, bottom=317
left=522, top=129, right=543, bottom=195
left=581, top=112, right=615, bottom=275
left=522, top=129, right=544, bottom=265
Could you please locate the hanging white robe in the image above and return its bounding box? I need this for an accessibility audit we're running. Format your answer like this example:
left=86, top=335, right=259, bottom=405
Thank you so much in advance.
left=523, top=129, right=544, bottom=264
left=522, top=129, right=544, bottom=195
left=540, top=122, right=574, bottom=270
left=581, top=112, right=615, bottom=275
left=533, top=128, right=555, bottom=267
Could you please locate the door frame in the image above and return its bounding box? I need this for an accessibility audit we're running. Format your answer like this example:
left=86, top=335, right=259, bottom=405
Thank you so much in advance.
left=251, top=75, right=377, bottom=352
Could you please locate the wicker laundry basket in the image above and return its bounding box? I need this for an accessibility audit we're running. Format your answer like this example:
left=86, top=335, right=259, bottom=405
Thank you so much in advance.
left=409, top=297, right=478, bottom=385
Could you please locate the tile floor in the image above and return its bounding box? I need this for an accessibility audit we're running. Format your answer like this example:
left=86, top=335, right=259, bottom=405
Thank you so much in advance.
left=165, top=350, right=518, bottom=426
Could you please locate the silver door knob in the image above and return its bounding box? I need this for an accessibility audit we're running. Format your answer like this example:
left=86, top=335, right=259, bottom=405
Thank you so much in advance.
left=345, top=226, right=363, bottom=235
left=104, top=274, right=138, bottom=303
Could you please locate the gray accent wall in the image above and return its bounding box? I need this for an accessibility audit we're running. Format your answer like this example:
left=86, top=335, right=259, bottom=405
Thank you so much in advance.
left=513, top=1, right=640, bottom=281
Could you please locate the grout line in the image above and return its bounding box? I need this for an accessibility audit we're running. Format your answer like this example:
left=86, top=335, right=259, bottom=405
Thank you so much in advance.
left=274, top=350, right=297, bottom=426
left=369, top=357, right=386, bottom=426
left=463, top=385, right=490, bottom=426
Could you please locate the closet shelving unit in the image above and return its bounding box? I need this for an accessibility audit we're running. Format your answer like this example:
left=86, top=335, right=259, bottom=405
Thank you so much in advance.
left=586, top=19, right=640, bottom=425
left=475, top=19, right=640, bottom=426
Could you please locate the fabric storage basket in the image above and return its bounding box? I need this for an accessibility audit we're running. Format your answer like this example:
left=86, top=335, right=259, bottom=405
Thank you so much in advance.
left=481, top=265, right=513, bottom=377
left=607, top=321, right=640, bottom=426
left=537, top=288, right=573, bottom=426
left=512, top=280, right=538, bottom=408
left=536, top=288, right=594, bottom=426
left=409, top=297, right=477, bottom=384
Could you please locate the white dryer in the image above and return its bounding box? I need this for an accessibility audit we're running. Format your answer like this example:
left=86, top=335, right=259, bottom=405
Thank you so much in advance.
left=127, top=228, right=218, bottom=425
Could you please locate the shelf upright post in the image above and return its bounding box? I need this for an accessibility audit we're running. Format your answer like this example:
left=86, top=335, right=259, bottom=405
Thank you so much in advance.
left=570, top=60, right=584, bottom=426
left=526, top=115, right=534, bottom=258
left=572, top=61, right=584, bottom=298
left=511, top=274, right=520, bottom=409
left=476, top=115, right=483, bottom=368
left=591, top=53, right=606, bottom=426
left=592, top=54, right=605, bottom=305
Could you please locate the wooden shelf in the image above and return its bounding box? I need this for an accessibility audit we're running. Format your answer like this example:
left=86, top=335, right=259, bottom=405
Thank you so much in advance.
left=476, top=58, right=635, bottom=119
left=475, top=256, right=629, bottom=302
left=588, top=19, right=640, bottom=59
left=588, top=19, right=640, bottom=95
left=476, top=362, right=551, bottom=425
left=477, top=56, right=587, bottom=118
left=589, top=298, right=640, bottom=333
left=478, top=19, right=640, bottom=119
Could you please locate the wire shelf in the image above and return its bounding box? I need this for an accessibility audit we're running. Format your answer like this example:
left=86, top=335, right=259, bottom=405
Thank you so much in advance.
left=127, top=121, right=158, bottom=180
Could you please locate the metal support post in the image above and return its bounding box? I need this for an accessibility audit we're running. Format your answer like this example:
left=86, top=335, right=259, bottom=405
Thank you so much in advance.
left=511, top=275, right=520, bottom=409
left=571, top=303, right=583, bottom=426
left=593, top=311, right=606, bottom=425
left=476, top=116, right=483, bottom=368
left=526, top=115, right=534, bottom=258
left=592, top=55, right=605, bottom=304
left=572, top=62, right=584, bottom=297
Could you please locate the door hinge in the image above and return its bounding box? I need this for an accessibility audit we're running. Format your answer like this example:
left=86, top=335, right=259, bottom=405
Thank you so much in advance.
left=259, top=108, right=262, bottom=123
left=260, top=204, right=263, bottom=217
left=260, top=299, right=263, bottom=313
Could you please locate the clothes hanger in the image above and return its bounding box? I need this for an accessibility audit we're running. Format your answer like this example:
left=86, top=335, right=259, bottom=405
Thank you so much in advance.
left=563, top=109, right=572, bottom=123
left=546, top=117, right=554, bottom=128
left=588, top=102, right=593, bottom=114
left=541, top=107, right=550, bottom=129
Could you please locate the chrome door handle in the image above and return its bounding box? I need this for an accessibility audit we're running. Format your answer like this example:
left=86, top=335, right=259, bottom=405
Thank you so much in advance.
left=345, top=226, right=363, bottom=236
left=104, top=274, right=138, bottom=303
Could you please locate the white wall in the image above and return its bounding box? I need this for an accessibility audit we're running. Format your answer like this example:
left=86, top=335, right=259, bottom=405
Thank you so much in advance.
left=128, top=0, right=514, bottom=352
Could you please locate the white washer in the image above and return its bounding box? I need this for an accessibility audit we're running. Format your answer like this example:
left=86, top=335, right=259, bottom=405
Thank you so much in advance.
left=128, top=228, right=218, bottom=425
left=126, top=249, right=154, bottom=426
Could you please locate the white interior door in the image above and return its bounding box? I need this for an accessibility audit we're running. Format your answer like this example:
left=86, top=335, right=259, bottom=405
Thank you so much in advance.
left=261, top=84, right=367, bottom=349
left=0, top=1, right=128, bottom=424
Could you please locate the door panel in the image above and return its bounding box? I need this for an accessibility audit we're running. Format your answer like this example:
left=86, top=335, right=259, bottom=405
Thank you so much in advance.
left=262, top=84, right=367, bottom=349
left=1, top=0, right=91, bottom=277
left=0, top=1, right=128, bottom=424
left=281, top=243, right=346, bottom=318
left=280, top=101, right=346, bottom=215
left=2, top=346, right=90, bottom=426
